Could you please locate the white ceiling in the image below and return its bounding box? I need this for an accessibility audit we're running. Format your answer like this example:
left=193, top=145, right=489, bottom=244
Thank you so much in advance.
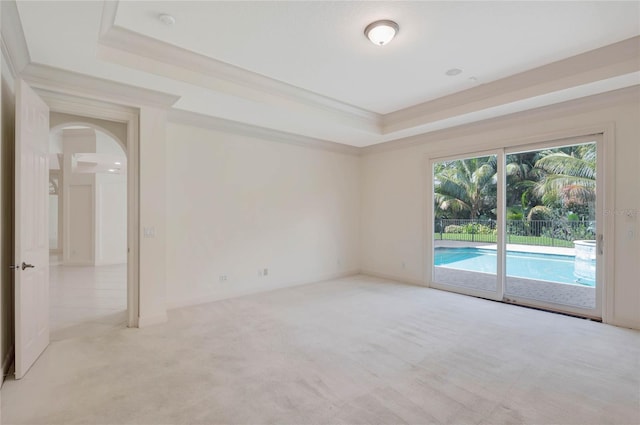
left=12, top=1, right=640, bottom=147
left=114, top=1, right=640, bottom=113
left=73, top=153, right=127, bottom=175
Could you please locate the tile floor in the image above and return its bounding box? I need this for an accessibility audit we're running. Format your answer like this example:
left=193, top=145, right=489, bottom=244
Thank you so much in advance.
left=49, top=261, right=127, bottom=341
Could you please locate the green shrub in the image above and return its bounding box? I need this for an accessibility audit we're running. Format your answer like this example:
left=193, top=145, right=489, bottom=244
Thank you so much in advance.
left=567, top=212, right=579, bottom=221
left=444, top=225, right=464, bottom=234
left=507, top=207, right=524, bottom=221
left=462, top=223, right=493, bottom=234
left=445, top=223, right=494, bottom=234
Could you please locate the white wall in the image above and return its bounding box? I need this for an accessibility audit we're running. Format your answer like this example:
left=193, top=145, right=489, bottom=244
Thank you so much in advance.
left=48, top=194, right=58, bottom=249
left=61, top=128, right=127, bottom=266
left=95, top=130, right=126, bottom=265
left=165, top=122, right=361, bottom=308
left=62, top=129, right=96, bottom=265
left=95, top=175, right=126, bottom=264
left=360, top=88, right=640, bottom=330
left=138, top=106, right=168, bottom=326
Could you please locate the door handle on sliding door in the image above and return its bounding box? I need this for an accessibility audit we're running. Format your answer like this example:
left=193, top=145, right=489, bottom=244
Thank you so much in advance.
left=597, top=234, right=604, bottom=255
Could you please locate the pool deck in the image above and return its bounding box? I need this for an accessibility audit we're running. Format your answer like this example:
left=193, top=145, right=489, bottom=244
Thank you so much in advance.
left=433, top=240, right=595, bottom=311
left=434, top=267, right=595, bottom=309
left=435, top=240, right=575, bottom=256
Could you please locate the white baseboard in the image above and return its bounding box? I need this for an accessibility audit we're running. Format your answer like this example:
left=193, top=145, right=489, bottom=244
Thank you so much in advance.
left=1, top=345, right=14, bottom=386
left=62, top=260, right=126, bottom=267
left=94, top=260, right=127, bottom=266
left=137, top=313, right=168, bottom=328
left=360, top=270, right=425, bottom=287
left=62, top=260, right=94, bottom=266
left=607, top=316, right=640, bottom=331
left=167, top=269, right=361, bottom=311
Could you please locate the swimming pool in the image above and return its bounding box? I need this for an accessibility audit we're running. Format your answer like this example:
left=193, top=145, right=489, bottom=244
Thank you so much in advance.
left=434, top=247, right=595, bottom=287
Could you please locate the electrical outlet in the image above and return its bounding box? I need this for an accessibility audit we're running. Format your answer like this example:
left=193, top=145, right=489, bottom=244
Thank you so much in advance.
left=628, top=226, right=636, bottom=240
left=219, top=275, right=228, bottom=282
left=402, top=261, right=406, bottom=269
left=143, top=226, right=156, bottom=238
left=263, top=268, right=268, bottom=276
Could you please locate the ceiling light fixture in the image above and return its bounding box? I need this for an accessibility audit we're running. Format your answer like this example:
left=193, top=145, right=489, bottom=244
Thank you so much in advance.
left=158, top=13, right=176, bottom=26
left=446, top=68, right=463, bottom=76
left=108, top=169, right=117, bottom=173
left=114, top=161, right=121, bottom=165
left=364, top=20, right=399, bottom=46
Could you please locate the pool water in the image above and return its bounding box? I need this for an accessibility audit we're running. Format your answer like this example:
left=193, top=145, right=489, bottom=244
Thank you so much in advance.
left=434, top=247, right=595, bottom=287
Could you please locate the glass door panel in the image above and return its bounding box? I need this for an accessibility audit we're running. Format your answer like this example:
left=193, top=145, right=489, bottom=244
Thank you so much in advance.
left=432, top=154, right=500, bottom=297
left=504, top=141, right=598, bottom=312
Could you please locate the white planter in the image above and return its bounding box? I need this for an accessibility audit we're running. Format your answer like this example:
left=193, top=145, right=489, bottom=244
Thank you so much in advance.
left=574, top=240, right=596, bottom=283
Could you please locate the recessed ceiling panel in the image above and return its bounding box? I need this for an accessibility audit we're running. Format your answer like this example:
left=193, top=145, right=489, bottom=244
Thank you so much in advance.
left=114, top=1, right=640, bottom=113
left=13, top=1, right=640, bottom=147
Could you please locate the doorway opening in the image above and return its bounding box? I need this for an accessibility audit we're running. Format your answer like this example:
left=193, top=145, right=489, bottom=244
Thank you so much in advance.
left=13, top=82, right=140, bottom=379
left=48, top=120, right=128, bottom=340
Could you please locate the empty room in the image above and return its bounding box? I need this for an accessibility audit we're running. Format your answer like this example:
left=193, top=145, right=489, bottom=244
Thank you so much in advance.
left=0, top=1, right=639, bottom=424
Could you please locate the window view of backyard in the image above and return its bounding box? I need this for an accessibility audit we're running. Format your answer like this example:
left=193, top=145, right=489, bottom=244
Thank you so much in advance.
left=433, top=142, right=597, bottom=311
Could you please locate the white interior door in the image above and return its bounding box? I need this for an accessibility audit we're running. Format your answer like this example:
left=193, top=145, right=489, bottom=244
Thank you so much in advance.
left=14, top=79, right=50, bottom=379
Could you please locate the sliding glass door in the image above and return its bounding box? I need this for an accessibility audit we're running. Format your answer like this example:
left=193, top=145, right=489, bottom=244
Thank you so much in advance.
left=429, top=136, right=602, bottom=318
left=430, top=151, right=503, bottom=300
left=503, top=139, right=600, bottom=316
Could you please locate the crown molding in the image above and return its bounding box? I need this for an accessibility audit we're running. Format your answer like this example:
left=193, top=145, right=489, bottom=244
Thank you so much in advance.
left=21, top=63, right=180, bottom=109
left=383, top=36, right=640, bottom=135
left=168, top=108, right=360, bottom=156
left=38, top=90, right=138, bottom=125
left=6, top=0, right=637, bottom=153
left=362, top=84, right=640, bottom=156
left=1, top=36, right=16, bottom=87
left=0, top=0, right=30, bottom=78
left=97, top=7, right=380, bottom=132
left=99, top=1, right=119, bottom=38
left=372, top=71, right=640, bottom=146
left=96, top=2, right=639, bottom=146
left=98, top=10, right=638, bottom=146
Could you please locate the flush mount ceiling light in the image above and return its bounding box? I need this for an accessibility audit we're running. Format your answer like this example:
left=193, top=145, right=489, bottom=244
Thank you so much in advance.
left=364, top=20, right=399, bottom=46
left=158, top=13, right=176, bottom=26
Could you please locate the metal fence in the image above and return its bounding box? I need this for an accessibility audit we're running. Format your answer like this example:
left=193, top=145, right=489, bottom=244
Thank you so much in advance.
left=434, top=219, right=595, bottom=247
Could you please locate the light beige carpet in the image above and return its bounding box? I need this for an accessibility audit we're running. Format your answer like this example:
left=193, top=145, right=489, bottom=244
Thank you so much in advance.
left=2, top=275, right=638, bottom=424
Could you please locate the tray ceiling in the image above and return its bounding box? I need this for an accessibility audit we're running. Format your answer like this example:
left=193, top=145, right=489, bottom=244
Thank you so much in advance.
left=12, top=1, right=640, bottom=147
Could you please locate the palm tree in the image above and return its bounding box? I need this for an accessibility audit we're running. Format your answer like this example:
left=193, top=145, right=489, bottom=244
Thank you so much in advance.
left=434, top=156, right=497, bottom=219
left=534, top=144, right=596, bottom=207
left=506, top=151, right=543, bottom=217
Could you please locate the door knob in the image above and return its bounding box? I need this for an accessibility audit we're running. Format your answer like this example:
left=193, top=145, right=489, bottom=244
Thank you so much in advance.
left=21, top=262, right=35, bottom=270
